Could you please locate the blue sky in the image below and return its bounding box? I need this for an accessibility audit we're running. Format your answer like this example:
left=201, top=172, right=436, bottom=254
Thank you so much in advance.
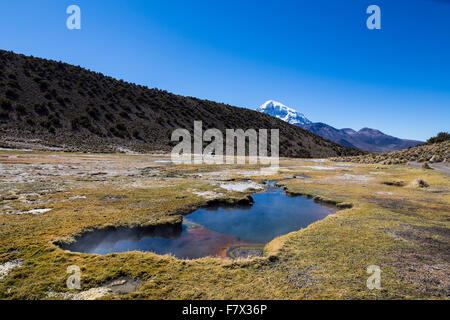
left=0, top=0, right=449, bottom=141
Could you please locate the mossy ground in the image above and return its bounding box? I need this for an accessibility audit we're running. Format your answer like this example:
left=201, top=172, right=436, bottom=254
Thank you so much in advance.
left=0, top=151, right=448, bottom=299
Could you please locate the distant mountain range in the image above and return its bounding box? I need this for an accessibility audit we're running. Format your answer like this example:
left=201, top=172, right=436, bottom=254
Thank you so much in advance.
left=0, top=50, right=363, bottom=158
left=257, top=100, right=423, bottom=153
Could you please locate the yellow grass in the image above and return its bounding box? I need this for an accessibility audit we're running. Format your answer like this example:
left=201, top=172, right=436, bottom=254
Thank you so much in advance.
left=0, top=152, right=448, bottom=299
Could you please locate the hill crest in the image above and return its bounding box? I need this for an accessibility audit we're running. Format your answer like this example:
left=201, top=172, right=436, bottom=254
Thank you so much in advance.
left=0, top=50, right=363, bottom=158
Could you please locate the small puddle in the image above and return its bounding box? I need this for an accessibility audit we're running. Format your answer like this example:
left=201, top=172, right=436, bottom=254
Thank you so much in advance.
left=60, top=182, right=336, bottom=259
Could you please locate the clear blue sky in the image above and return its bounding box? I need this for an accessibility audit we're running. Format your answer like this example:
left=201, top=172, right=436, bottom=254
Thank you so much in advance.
left=1, top=0, right=449, bottom=141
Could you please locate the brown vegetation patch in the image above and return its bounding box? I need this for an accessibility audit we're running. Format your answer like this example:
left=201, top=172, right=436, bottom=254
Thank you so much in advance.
left=384, top=225, right=450, bottom=297
left=365, top=197, right=422, bottom=216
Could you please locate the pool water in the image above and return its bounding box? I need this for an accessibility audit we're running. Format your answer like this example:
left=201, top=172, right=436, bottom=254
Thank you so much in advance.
left=61, top=183, right=336, bottom=259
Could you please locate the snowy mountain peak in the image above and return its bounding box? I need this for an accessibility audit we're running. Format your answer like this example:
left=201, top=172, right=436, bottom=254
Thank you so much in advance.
left=256, top=100, right=312, bottom=126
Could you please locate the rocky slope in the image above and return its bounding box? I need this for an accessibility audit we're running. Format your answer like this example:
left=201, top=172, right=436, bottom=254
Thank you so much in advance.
left=0, top=50, right=363, bottom=158
left=331, top=141, right=449, bottom=165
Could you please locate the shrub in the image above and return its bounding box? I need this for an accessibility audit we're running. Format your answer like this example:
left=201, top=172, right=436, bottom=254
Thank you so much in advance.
left=1, top=99, right=12, bottom=110
left=71, top=116, right=90, bottom=130
left=5, top=88, right=19, bottom=100
left=55, top=96, right=66, bottom=107
left=34, top=104, right=48, bottom=116
left=39, top=81, right=50, bottom=92
left=71, top=118, right=80, bottom=130
left=426, top=132, right=450, bottom=144
left=87, top=107, right=100, bottom=120
left=8, top=80, right=21, bottom=90
left=105, top=113, right=114, bottom=122
left=112, top=123, right=129, bottom=138
left=87, top=125, right=103, bottom=136
left=26, top=118, right=35, bottom=126
left=109, top=127, right=119, bottom=137
left=116, top=123, right=127, bottom=132
left=48, top=114, right=61, bottom=127
left=0, top=111, right=9, bottom=120
left=132, top=129, right=141, bottom=139
left=119, top=111, right=129, bottom=119
left=15, top=104, right=26, bottom=114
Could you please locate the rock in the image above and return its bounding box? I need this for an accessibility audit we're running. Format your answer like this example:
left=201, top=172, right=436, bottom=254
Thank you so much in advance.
left=0, top=259, right=23, bottom=280
left=422, top=162, right=432, bottom=170
left=192, top=191, right=225, bottom=199
left=411, top=179, right=429, bottom=188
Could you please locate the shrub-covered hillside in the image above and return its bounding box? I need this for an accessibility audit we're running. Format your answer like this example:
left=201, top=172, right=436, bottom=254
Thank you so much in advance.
left=0, top=50, right=363, bottom=158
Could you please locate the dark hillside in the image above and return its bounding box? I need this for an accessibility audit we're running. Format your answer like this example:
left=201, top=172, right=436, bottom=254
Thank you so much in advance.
left=0, top=50, right=363, bottom=157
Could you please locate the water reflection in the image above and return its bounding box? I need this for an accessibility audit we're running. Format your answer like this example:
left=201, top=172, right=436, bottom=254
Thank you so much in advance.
left=61, top=183, right=335, bottom=259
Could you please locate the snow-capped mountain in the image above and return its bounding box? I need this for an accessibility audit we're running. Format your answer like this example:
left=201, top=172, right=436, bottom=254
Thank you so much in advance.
left=257, top=100, right=423, bottom=153
left=256, top=100, right=312, bottom=126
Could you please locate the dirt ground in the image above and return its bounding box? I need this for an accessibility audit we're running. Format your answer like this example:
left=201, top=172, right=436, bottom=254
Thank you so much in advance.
left=408, top=161, right=450, bottom=176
